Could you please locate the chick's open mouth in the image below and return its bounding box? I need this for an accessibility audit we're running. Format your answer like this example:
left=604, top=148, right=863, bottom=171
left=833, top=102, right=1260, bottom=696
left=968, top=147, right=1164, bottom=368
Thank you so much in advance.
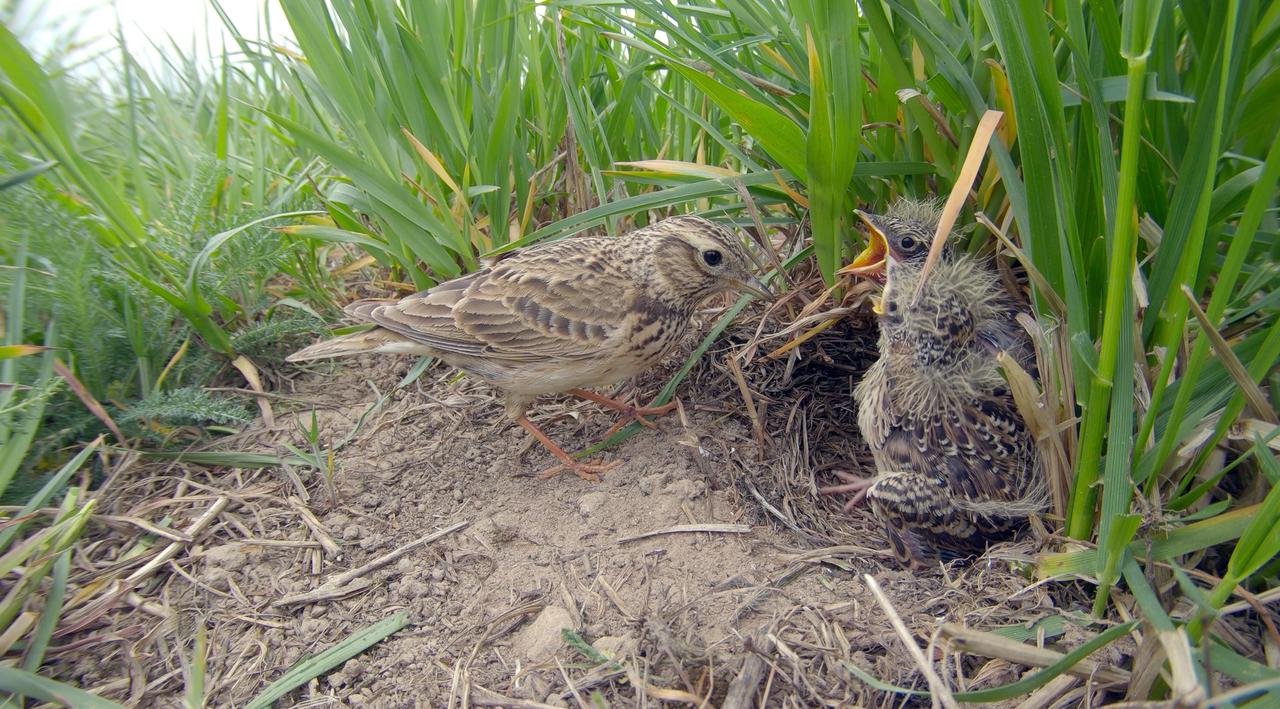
left=837, top=210, right=887, bottom=281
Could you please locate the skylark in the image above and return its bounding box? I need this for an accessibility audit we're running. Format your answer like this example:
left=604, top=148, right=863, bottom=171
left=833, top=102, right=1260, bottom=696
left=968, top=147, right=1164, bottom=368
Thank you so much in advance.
left=289, top=216, right=771, bottom=481
left=820, top=199, right=1044, bottom=567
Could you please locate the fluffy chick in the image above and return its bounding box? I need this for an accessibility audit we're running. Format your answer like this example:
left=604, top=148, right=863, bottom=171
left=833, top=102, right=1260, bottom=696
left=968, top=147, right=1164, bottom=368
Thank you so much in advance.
left=822, top=199, right=1044, bottom=567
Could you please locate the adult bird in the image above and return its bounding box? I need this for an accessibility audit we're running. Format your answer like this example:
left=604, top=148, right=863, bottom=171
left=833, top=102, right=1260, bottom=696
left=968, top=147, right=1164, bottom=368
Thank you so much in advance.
left=820, top=199, right=1044, bottom=567
left=289, top=216, right=771, bottom=481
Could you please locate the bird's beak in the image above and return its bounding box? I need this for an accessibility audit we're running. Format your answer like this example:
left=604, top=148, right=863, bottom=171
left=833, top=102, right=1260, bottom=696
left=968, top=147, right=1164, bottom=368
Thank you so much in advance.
left=837, top=209, right=888, bottom=280
left=732, top=274, right=775, bottom=300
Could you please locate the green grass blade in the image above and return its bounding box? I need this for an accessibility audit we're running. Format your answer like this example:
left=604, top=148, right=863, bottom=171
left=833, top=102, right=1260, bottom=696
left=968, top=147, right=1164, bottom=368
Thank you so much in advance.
left=790, top=0, right=860, bottom=284
left=665, top=62, right=807, bottom=183
left=0, top=667, right=126, bottom=709
left=0, top=436, right=100, bottom=552
left=245, top=612, right=409, bottom=709
left=21, top=549, right=69, bottom=672
left=841, top=621, right=1137, bottom=703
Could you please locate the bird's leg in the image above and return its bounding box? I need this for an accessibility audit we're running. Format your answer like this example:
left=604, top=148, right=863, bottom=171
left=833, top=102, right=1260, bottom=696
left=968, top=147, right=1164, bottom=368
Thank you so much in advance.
left=516, top=416, right=619, bottom=482
left=568, top=388, right=678, bottom=436
left=818, top=471, right=876, bottom=512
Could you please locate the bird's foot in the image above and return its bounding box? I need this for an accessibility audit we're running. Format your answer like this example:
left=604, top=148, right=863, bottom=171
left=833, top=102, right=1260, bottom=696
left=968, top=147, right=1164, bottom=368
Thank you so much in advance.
left=536, top=458, right=621, bottom=482
left=818, top=471, right=875, bottom=512
left=570, top=388, right=678, bottom=436
left=601, top=400, right=679, bottom=437
left=518, top=415, right=618, bottom=482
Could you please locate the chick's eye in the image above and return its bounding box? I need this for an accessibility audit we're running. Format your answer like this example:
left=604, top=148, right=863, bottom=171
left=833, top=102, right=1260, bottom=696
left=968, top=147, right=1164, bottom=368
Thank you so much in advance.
left=702, top=249, right=723, bottom=267
left=899, top=236, right=917, bottom=251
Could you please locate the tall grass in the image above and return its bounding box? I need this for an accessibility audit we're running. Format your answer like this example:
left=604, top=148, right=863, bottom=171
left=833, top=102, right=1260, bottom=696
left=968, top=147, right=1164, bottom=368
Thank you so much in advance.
left=0, top=0, right=1277, bottom=703
left=0, top=8, right=342, bottom=455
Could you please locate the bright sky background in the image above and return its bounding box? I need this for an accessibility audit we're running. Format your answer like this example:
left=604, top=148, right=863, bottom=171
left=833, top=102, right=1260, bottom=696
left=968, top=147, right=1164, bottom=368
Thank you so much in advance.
left=15, top=0, right=294, bottom=73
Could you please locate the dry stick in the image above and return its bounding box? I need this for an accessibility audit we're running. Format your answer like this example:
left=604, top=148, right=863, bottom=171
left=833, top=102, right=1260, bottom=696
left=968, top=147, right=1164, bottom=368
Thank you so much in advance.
left=723, top=632, right=775, bottom=709
left=725, top=351, right=766, bottom=453
left=275, top=580, right=375, bottom=606
left=556, top=656, right=591, bottom=709
left=912, top=109, right=1005, bottom=306
left=596, top=576, right=637, bottom=621
left=57, top=497, right=229, bottom=637
left=863, top=574, right=960, bottom=709
left=469, top=685, right=564, bottom=709
left=939, top=623, right=1130, bottom=685
left=274, top=519, right=470, bottom=606
left=733, top=180, right=791, bottom=287
left=616, top=524, right=751, bottom=544
left=126, top=496, right=230, bottom=585
left=1013, top=674, right=1079, bottom=709
left=286, top=496, right=341, bottom=555
left=0, top=508, right=194, bottom=542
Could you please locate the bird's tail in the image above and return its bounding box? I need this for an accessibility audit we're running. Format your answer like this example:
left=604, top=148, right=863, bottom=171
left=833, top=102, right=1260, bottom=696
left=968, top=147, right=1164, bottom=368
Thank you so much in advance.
left=286, top=327, right=431, bottom=362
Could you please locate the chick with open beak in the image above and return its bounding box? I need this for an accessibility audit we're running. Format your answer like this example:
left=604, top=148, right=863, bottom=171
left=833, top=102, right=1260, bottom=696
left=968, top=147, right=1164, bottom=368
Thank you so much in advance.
left=822, top=198, right=1045, bottom=568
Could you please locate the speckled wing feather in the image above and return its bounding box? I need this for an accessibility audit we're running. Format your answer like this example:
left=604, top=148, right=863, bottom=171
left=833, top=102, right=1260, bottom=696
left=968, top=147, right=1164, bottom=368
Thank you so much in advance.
left=351, top=238, right=634, bottom=363
left=872, top=382, right=1034, bottom=527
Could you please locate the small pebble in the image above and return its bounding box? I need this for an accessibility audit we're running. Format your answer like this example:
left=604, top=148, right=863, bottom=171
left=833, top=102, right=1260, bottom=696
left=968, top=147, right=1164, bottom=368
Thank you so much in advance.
left=578, top=491, right=608, bottom=516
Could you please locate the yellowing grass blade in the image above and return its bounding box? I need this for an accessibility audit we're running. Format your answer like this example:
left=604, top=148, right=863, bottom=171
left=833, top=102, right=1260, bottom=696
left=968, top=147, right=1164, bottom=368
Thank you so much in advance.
left=913, top=109, right=1005, bottom=303
left=231, top=355, right=275, bottom=429
left=51, top=360, right=124, bottom=444
left=610, top=160, right=739, bottom=179
left=0, top=345, right=48, bottom=360
left=1182, top=285, right=1278, bottom=425
left=402, top=128, right=462, bottom=196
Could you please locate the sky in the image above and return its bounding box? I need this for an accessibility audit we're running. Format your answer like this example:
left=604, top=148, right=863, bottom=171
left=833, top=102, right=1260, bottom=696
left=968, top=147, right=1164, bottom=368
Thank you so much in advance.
left=13, top=0, right=293, bottom=73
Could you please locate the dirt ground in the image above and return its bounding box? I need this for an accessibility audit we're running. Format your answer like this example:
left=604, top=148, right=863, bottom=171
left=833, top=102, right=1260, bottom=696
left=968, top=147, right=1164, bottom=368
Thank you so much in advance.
left=55, top=316, right=1107, bottom=707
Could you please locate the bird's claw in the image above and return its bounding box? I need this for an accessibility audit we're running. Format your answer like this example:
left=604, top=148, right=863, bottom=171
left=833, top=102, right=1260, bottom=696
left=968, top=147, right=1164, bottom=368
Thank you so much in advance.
left=602, top=400, right=678, bottom=438
left=818, top=471, right=875, bottom=512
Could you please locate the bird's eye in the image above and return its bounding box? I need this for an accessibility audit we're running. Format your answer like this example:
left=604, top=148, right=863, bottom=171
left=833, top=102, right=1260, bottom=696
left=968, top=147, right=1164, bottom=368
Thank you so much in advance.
left=702, top=249, right=723, bottom=267
left=899, top=236, right=918, bottom=251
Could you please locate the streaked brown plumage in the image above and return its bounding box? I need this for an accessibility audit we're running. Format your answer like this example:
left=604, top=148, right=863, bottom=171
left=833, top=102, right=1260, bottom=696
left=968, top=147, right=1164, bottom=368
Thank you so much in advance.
left=820, top=199, right=1044, bottom=567
left=288, top=215, right=770, bottom=481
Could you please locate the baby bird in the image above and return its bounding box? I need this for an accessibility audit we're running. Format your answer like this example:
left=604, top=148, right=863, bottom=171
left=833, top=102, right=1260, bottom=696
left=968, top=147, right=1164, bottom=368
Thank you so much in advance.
left=289, top=216, right=770, bottom=481
left=820, top=199, right=1044, bottom=567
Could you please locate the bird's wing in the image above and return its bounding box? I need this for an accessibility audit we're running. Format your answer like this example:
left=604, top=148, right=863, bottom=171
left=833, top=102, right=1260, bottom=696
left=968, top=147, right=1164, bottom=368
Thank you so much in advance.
left=877, top=385, right=1034, bottom=513
left=935, top=386, right=1035, bottom=509
left=359, top=239, right=639, bottom=362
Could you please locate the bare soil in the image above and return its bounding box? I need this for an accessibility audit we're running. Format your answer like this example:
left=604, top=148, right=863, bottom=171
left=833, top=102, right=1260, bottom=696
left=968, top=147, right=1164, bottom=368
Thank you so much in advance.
left=54, top=316, right=1102, bottom=707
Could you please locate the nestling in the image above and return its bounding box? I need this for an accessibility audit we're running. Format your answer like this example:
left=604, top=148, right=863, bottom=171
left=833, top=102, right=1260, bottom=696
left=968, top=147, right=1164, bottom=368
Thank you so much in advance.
left=288, top=216, right=771, bottom=481
left=820, top=199, right=1044, bottom=567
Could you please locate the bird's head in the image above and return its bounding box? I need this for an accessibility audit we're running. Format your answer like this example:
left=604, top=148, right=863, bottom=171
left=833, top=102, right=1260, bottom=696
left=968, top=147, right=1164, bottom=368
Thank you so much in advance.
left=644, top=215, right=773, bottom=307
left=838, top=198, right=949, bottom=286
